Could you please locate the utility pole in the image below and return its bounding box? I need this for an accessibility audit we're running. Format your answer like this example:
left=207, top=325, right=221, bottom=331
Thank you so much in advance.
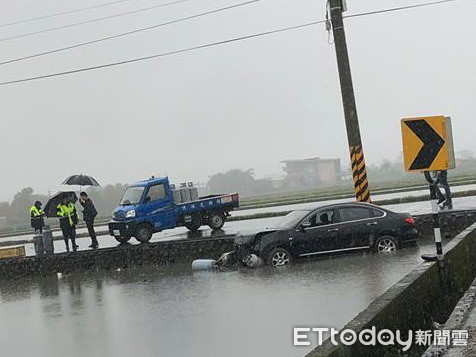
left=328, top=0, right=371, bottom=202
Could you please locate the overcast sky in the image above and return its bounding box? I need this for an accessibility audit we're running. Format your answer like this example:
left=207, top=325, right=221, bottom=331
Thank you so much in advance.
left=0, top=0, right=474, bottom=200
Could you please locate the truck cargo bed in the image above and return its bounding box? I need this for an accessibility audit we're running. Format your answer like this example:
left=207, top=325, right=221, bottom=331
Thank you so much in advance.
left=175, top=193, right=239, bottom=215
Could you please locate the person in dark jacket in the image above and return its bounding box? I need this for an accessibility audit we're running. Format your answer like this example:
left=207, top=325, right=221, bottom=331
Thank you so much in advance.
left=79, top=192, right=98, bottom=248
left=432, top=170, right=452, bottom=209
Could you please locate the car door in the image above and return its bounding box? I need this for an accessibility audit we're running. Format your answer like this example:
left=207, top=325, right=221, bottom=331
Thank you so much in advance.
left=292, top=208, right=340, bottom=257
left=143, top=183, right=176, bottom=230
left=336, top=205, right=379, bottom=250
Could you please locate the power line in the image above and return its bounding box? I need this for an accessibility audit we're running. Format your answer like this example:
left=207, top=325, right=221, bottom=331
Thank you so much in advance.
left=0, top=0, right=262, bottom=67
left=0, top=0, right=470, bottom=86
left=4, top=0, right=460, bottom=40
left=0, top=0, right=161, bottom=28
left=343, top=0, right=465, bottom=19
left=0, top=20, right=326, bottom=87
left=0, top=0, right=195, bottom=43
left=0, top=0, right=467, bottom=66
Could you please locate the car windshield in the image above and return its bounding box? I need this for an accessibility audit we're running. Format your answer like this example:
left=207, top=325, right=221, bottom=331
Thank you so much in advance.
left=275, top=210, right=311, bottom=229
left=120, top=186, right=145, bottom=205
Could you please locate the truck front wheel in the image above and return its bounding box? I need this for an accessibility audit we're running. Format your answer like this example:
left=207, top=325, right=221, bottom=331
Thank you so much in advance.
left=208, top=212, right=225, bottom=230
left=135, top=224, right=153, bottom=243
left=114, top=235, right=131, bottom=244
left=185, top=214, right=202, bottom=232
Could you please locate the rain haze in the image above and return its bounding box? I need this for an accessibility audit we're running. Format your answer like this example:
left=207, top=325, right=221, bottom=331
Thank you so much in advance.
left=2, top=2, right=476, bottom=357
left=0, top=0, right=475, bottom=200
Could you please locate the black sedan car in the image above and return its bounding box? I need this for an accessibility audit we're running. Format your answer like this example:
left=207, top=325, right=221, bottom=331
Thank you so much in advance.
left=227, top=202, right=417, bottom=267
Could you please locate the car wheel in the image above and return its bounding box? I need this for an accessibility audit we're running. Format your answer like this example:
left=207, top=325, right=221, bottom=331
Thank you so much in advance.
left=114, top=235, right=131, bottom=244
left=375, top=235, right=398, bottom=253
left=208, top=212, right=225, bottom=230
left=135, top=224, right=153, bottom=243
left=266, top=247, right=293, bottom=267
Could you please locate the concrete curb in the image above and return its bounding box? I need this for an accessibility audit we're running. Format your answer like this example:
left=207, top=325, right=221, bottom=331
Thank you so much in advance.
left=422, top=277, right=476, bottom=356
left=305, top=221, right=476, bottom=357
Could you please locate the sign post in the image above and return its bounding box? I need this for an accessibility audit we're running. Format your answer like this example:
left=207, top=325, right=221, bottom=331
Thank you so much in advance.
left=401, top=116, right=455, bottom=265
left=423, top=171, right=443, bottom=260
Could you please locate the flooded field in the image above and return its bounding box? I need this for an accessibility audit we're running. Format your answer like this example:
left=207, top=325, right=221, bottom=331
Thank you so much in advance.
left=0, top=241, right=434, bottom=357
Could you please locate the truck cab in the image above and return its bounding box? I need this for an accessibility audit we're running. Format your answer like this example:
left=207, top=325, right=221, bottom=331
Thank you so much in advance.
left=108, top=177, right=239, bottom=243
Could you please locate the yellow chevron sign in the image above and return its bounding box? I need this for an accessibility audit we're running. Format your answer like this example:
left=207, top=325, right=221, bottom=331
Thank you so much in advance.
left=401, top=116, right=455, bottom=172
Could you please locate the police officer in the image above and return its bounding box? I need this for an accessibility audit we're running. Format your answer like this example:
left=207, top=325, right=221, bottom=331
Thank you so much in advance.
left=30, top=201, right=45, bottom=234
left=57, top=194, right=79, bottom=252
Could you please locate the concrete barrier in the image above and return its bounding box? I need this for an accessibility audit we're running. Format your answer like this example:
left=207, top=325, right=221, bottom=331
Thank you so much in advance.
left=306, top=221, right=476, bottom=357
left=415, top=209, right=476, bottom=239
left=0, top=236, right=235, bottom=279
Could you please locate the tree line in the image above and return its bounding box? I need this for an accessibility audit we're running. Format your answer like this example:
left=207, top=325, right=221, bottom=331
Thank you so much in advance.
left=5, top=156, right=474, bottom=229
left=0, top=184, right=127, bottom=229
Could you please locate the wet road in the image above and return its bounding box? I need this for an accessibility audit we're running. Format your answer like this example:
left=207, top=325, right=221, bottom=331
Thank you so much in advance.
left=21, top=193, right=476, bottom=255
left=4, top=183, right=476, bottom=244
left=23, top=217, right=276, bottom=255
left=232, top=184, right=476, bottom=217
left=0, top=240, right=435, bottom=357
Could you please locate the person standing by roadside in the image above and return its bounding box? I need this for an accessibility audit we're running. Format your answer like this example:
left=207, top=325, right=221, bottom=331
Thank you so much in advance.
left=434, top=170, right=453, bottom=209
left=57, top=194, right=79, bottom=252
left=30, top=201, right=45, bottom=234
left=79, top=192, right=98, bottom=248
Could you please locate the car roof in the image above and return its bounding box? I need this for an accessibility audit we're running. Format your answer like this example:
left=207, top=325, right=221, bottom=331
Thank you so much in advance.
left=300, top=201, right=389, bottom=212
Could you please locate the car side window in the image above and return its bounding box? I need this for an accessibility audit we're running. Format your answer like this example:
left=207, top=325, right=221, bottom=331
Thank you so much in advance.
left=339, top=207, right=372, bottom=222
left=303, top=209, right=335, bottom=227
left=146, top=184, right=166, bottom=202
left=370, top=208, right=385, bottom=217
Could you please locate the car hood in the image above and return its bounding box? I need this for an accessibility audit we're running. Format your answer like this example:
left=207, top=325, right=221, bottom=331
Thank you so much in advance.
left=234, top=227, right=280, bottom=245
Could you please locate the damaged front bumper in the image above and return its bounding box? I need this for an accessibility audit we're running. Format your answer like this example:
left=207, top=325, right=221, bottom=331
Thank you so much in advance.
left=218, top=249, right=263, bottom=268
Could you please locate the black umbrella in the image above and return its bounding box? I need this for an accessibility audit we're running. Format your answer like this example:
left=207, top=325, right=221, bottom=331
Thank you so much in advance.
left=62, top=174, right=100, bottom=187
left=44, top=191, right=78, bottom=218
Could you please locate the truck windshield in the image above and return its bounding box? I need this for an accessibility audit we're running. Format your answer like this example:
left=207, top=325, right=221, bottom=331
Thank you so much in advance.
left=120, top=186, right=145, bottom=205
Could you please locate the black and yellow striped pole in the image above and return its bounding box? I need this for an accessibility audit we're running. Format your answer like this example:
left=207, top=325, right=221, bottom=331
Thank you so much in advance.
left=329, top=0, right=371, bottom=202
left=350, top=146, right=370, bottom=202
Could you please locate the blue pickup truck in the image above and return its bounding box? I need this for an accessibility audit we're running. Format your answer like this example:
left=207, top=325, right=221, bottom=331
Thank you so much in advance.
left=108, top=177, right=239, bottom=243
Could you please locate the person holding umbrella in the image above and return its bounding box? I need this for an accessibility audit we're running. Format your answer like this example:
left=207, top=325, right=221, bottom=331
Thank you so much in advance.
left=62, top=174, right=100, bottom=191
left=55, top=174, right=100, bottom=251
left=79, top=192, right=99, bottom=248
left=57, top=194, right=79, bottom=252
left=30, top=201, right=45, bottom=234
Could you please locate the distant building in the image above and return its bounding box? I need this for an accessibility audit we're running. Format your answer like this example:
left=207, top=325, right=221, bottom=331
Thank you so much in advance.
left=281, top=157, right=342, bottom=189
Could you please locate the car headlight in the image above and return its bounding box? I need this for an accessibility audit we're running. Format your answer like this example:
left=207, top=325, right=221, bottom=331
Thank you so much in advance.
left=125, top=210, right=136, bottom=218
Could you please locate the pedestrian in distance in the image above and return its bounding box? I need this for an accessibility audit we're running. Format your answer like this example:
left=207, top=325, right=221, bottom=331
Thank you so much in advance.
left=433, top=170, right=453, bottom=209
left=79, top=192, right=98, bottom=248
left=30, top=201, right=45, bottom=234
left=57, top=194, right=79, bottom=252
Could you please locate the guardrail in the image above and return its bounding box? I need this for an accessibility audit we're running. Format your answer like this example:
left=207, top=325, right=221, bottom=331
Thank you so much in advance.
left=0, top=217, right=111, bottom=239
left=237, top=178, right=476, bottom=210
